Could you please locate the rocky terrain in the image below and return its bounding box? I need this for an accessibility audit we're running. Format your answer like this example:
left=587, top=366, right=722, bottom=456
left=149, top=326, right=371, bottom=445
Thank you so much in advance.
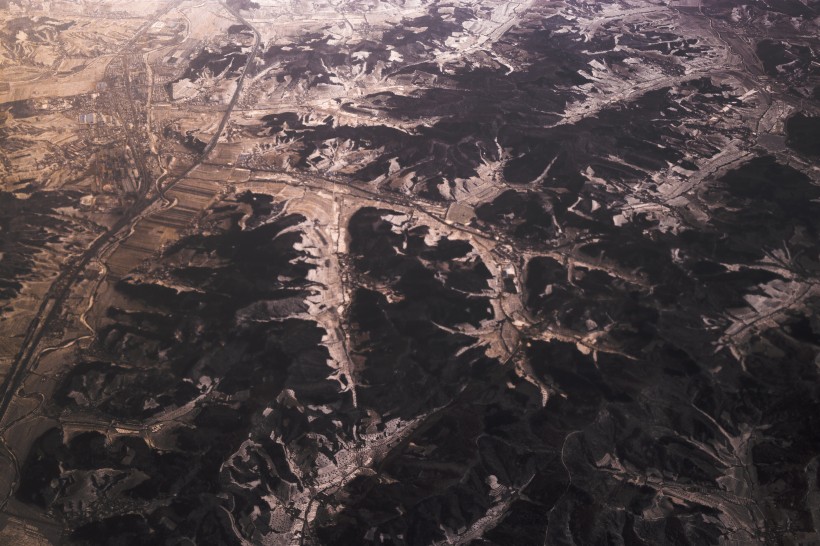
left=0, top=0, right=819, bottom=544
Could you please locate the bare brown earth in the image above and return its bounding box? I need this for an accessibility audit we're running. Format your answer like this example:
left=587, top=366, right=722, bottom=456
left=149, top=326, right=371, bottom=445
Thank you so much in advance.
left=0, top=0, right=819, bottom=544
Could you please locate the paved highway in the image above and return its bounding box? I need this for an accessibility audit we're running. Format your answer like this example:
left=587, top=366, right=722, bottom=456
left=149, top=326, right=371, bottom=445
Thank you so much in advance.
left=0, top=1, right=261, bottom=429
